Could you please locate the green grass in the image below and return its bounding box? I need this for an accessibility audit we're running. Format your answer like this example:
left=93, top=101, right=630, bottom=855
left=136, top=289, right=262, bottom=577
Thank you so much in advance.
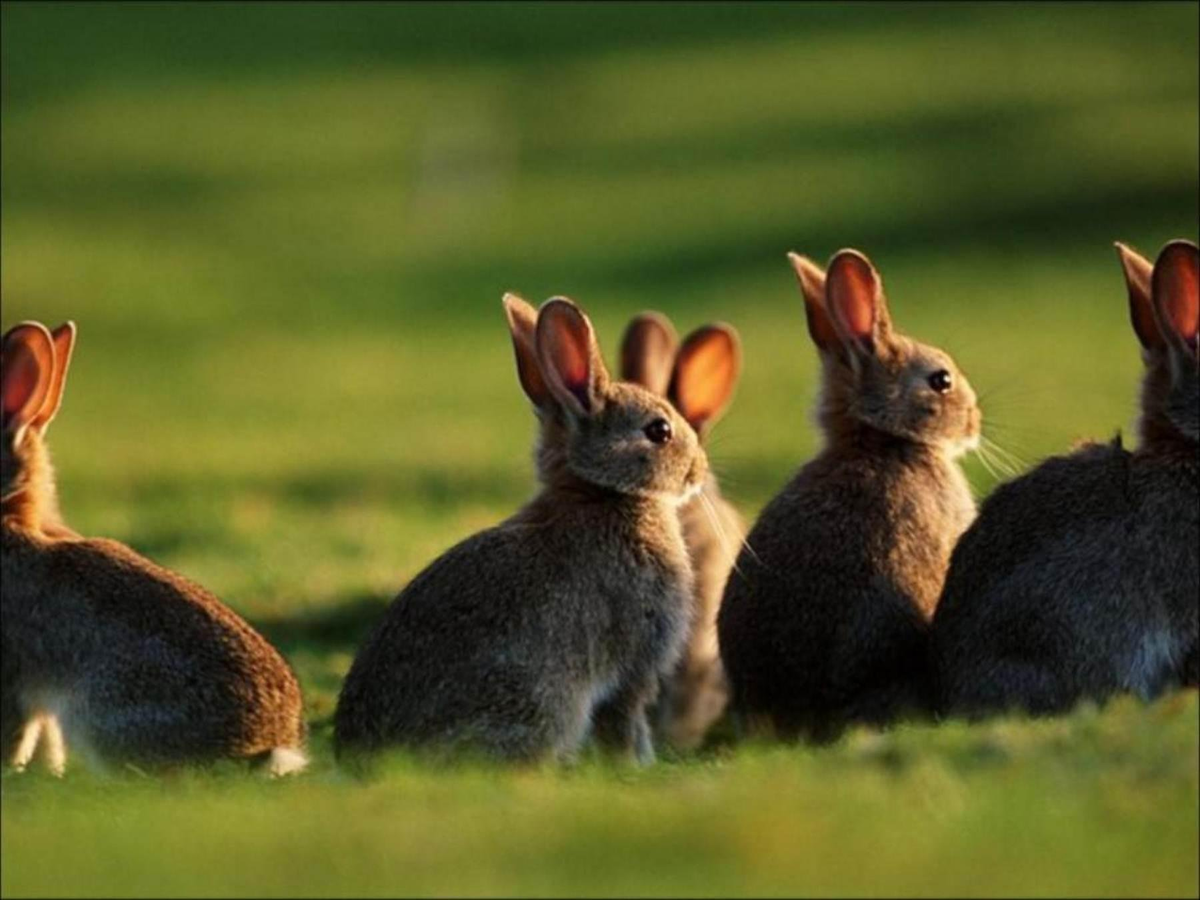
left=2, top=696, right=1197, bottom=898
left=1, top=1, right=1198, bottom=897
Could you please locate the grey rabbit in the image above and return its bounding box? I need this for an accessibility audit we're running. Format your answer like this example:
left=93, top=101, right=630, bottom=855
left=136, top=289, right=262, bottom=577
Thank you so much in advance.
left=620, top=312, right=744, bottom=751
left=1, top=320, right=307, bottom=776
left=932, top=239, right=1199, bottom=717
left=717, top=249, right=981, bottom=742
left=334, top=295, right=708, bottom=765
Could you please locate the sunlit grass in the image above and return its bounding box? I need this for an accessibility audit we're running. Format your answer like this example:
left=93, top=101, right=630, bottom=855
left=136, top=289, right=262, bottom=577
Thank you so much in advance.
left=2, top=696, right=1196, bottom=898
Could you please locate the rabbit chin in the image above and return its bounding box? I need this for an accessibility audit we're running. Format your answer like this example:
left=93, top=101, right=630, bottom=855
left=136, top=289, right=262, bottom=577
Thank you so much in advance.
left=673, top=480, right=705, bottom=507
left=946, top=431, right=981, bottom=459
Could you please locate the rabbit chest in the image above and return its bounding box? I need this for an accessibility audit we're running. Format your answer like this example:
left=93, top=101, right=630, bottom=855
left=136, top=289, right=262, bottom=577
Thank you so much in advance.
left=879, top=459, right=977, bottom=616
left=579, top=514, right=694, bottom=683
left=603, top=559, right=692, bottom=677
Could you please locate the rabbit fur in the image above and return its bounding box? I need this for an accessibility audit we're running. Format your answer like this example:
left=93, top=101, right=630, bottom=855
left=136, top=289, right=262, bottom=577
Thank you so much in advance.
left=334, top=296, right=708, bottom=765
left=1, top=321, right=307, bottom=776
left=619, top=312, right=744, bottom=751
left=931, top=240, right=1199, bottom=718
left=717, top=249, right=981, bottom=742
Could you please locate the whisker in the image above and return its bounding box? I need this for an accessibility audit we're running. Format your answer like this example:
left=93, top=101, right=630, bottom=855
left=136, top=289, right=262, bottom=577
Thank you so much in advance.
left=698, top=490, right=763, bottom=571
left=697, top=491, right=744, bottom=580
left=979, top=439, right=1027, bottom=480
left=980, top=438, right=1019, bottom=480
left=973, top=443, right=1004, bottom=485
left=982, top=434, right=1030, bottom=475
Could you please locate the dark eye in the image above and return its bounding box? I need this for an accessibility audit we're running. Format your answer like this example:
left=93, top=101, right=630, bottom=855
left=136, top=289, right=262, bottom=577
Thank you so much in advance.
left=644, top=418, right=672, bottom=445
left=927, top=369, right=953, bottom=394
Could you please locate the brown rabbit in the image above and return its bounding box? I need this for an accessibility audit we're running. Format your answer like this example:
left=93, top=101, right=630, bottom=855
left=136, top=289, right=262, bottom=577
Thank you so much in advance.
left=620, top=312, right=744, bottom=751
left=1, top=321, right=306, bottom=776
left=717, top=249, right=981, bottom=742
left=932, top=240, right=1199, bottom=717
left=334, top=296, right=708, bottom=765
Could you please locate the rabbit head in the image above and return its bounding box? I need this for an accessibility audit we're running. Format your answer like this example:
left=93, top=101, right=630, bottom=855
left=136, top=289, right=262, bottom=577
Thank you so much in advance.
left=788, top=249, right=981, bottom=457
left=1, top=320, right=76, bottom=519
left=503, top=294, right=707, bottom=503
left=620, top=312, right=742, bottom=443
left=1115, top=239, right=1199, bottom=448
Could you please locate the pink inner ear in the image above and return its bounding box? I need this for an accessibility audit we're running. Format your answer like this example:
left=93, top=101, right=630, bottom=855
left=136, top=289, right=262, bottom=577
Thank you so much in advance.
left=1129, top=291, right=1163, bottom=351
left=559, top=343, right=590, bottom=400
left=827, top=256, right=879, bottom=342
left=1168, top=273, right=1199, bottom=348
left=1155, top=246, right=1200, bottom=350
left=672, top=328, right=738, bottom=430
left=804, top=302, right=841, bottom=351
left=538, top=303, right=596, bottom=412
left=1, top=348, right=45, bottom=426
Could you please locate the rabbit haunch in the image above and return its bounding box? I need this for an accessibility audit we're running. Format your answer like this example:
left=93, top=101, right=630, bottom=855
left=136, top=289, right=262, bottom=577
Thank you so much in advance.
left=718, top=249, right=981, bottom=742
left=1, top=320, right=307, bottom=776
left=932, top=239, right=1199, bottom=718
left=334, top=296, right=707, bottom=764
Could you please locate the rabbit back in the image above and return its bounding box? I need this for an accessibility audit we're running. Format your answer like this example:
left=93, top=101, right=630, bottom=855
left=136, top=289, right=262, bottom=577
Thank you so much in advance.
left=335, top=498, right=692, bottom=762
left=932, top=440, right=1198, bottom=717
left=719, top=448, right=967, bottom=740
left=2, top=531, right=305, bottom=766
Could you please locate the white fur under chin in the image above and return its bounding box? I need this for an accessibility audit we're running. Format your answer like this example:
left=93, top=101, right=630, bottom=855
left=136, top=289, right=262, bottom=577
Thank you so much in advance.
left=674, top=481, right=705, bottom=507
left=948, top=432, right=981, bottom=459
left=634, top=481, right=704, bottom=507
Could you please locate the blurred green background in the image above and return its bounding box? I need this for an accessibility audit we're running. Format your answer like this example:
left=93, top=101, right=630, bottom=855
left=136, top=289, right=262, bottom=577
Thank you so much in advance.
left=1, top=2, right=1197, bottom=897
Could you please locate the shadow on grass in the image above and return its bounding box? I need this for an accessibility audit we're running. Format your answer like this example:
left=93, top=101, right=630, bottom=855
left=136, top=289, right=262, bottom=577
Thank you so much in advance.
left=402, top=180, right=1200, bottom=308
left=254, top=592, right=392, bottom=654
left=1, top=1, right=993, bottom=108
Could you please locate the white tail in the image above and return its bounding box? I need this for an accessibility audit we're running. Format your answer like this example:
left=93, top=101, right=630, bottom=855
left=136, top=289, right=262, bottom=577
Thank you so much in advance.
left=264, top=746, right=309, bottom=778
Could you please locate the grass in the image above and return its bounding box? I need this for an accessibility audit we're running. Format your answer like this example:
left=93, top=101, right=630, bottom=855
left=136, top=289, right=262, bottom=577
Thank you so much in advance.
left=1, top=1, right=1198, bottom=896
left=2, top=696, right=1197, bottom=898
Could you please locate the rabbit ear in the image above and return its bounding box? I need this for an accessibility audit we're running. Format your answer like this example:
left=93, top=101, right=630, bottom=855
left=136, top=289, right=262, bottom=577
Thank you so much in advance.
left=787, top=252, right=839, bottom=353
left=536, top=297, right=609, bottom=417
left=1114, top=242, right=1162, bottom=351
left=1, top=322, right=56, bottom=444
left=503, top=293, right=553, bottom=411
left=1151, top=240, right=1200, bottom=358
left=620, top=312, right=678, bottom=395
left=824, top=249, right=894, bottom=356
left=670, top=323, right=741, bottom=436
left=29, top=321, right=76, bottom=434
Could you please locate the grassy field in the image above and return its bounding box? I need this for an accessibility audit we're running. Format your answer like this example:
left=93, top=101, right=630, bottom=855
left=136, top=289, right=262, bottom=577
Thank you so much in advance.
left=2, top=2, right=1198, bottom=896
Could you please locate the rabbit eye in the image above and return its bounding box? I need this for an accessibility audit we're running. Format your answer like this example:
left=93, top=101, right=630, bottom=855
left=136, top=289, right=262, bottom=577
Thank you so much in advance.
left=644, top=418, right=673, bottom=445
left=927, top=369, right=953, bottom=394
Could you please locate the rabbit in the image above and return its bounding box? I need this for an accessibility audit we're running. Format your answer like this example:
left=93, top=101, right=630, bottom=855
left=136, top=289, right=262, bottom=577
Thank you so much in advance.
left=619, top=312, right=744, bottom=751
left=333, top=295, right=708, bottom=765
left=932, top=239, right=1199, bottom=718
left=1, top=320, right=307, bottom=777
left=717, top=249, right=981, bottom=743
